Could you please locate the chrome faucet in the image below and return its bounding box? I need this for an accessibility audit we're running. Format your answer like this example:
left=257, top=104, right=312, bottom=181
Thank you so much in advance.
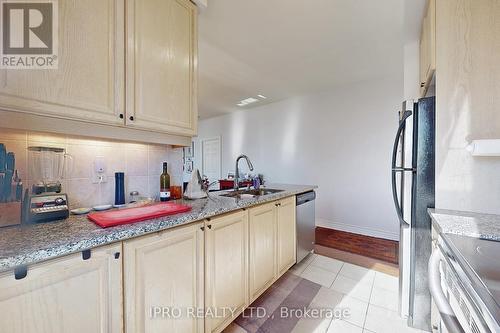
left=234, top=154, right=254, bottom=191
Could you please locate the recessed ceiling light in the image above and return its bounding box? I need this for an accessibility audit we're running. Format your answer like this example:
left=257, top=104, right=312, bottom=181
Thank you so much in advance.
left=237, top=97, right=259, bottom=107
left=257, top=94, right=267, bottom=99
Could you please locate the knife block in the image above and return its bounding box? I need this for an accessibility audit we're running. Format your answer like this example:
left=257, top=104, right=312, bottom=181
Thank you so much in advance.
left=0, top=202, right=22, bottom=228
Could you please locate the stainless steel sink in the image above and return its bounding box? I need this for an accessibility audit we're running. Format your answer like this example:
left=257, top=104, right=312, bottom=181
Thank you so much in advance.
left=220, top=188, right=284, bottom=198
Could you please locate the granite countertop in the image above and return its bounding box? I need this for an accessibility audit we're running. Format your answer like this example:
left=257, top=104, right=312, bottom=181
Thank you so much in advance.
left=0, top=184, right=316, bottom=273
left=429, top=208, right=500, bottom=241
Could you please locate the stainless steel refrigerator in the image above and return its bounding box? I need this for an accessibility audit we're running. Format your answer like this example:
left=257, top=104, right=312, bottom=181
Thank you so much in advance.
left=391, top=97, right=435, bottom=331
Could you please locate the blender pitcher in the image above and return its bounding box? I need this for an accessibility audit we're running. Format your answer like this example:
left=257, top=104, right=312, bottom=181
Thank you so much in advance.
left=29, top=147, right=73, bottom=194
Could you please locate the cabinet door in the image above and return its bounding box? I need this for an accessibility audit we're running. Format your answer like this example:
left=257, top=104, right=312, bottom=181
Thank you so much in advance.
left=124, top=222, right=204, bottom=333
left=419, top=0, right=436, bottom=96
left=0, top=243, right=123, bottom=333
left=126, top=0, right=198, bottom=136
left=0, top=0, right=125, bottom=125
left=205, top=211, right=248, bottom=333
left=248, top=202, right=277, bottom=302
left=277, top=196, right=297, bottom=276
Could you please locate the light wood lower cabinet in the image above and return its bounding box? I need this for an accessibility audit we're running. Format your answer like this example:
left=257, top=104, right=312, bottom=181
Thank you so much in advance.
left=123, top=221, right=204, bottom=333
left=248, top=202, right=278, bottom=302
left=0, top=196, right=298, bottom=333
left=277, top=196, right=297, bottom=275
left=204, top=211, right=249, bottom=333
left=0, top=243, right=123, bottom=333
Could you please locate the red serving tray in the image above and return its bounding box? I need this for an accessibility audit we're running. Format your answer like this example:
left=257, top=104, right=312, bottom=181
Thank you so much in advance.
left=88, top=202, right=192, bottom=228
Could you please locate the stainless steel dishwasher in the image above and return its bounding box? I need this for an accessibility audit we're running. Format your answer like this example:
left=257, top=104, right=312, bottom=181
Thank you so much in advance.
left=296, top=191, right=316, bottom=263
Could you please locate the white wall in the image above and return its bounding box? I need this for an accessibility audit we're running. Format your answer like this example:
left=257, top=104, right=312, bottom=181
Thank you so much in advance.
left=196, top=77, right=403, bottom=240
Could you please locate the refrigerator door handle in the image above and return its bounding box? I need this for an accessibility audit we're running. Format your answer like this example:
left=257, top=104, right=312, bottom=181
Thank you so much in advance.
left=391, top=110, right=412, bottom=225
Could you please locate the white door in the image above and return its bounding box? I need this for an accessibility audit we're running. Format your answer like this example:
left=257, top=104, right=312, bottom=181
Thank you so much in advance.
left=201, top=137, right=222, bottom=185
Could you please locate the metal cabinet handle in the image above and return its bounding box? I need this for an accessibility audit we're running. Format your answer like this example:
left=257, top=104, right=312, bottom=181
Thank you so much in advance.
left=207, top=225, right=212, bottom=229
left=200, top=226, right=205, bottom=231
left=119, top=114, right=124, bottom=119
left=428, top=250, right=465, bottom=333
left=129, top=116, right=134, bottom=121
left=82, top=249, right=91, bottom=260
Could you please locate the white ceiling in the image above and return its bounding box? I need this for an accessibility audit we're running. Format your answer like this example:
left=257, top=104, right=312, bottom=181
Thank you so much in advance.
left=198, top=0, right=425, bottom=119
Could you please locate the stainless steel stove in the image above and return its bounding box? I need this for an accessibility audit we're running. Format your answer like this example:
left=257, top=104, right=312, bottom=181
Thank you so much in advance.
left=439, top=234, right=500, bottom=333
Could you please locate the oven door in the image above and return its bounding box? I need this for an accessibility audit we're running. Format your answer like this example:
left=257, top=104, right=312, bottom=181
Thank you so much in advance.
left=429, top=245, right=491, bottom=333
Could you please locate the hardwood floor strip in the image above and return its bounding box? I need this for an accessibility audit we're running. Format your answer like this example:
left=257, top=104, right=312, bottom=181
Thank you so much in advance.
left=314, top=244, right=399, bottom=277
left=315, top=227, right=399, bottom=264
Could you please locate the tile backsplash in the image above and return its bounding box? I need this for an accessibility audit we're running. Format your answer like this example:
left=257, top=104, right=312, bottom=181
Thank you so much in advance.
left=0, top=128, right=184, bottom=208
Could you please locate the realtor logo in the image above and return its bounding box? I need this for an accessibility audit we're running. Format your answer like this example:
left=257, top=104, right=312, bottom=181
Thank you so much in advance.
left=0, top=0, right=58, bottom=69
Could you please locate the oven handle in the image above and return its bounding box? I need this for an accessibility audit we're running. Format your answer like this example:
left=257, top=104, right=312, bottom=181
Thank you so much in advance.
left=428, top=249, right=465, bottom=333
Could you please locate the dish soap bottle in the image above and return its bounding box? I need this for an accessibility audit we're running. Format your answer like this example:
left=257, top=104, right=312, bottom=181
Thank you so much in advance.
left=160, top=162, right=171, bottom=202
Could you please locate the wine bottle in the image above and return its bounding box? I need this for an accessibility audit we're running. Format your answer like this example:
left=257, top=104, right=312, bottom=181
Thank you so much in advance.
left=160, top=162, right=171, bottom=202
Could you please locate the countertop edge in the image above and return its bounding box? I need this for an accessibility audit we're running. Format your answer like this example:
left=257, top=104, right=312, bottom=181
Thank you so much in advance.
left=428, top=208, right=500, bottom=241
left=0, top=185, right=317, bottom=273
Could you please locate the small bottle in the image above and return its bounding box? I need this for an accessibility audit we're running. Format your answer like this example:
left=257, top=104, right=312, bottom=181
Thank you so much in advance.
left=160, top=162, right=171, bottom=202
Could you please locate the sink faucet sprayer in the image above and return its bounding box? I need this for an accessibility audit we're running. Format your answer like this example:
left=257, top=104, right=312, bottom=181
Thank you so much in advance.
left=234, top=155, right=254, bottom=191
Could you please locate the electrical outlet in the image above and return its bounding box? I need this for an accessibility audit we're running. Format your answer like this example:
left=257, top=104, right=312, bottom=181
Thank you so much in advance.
left=91, top=157, right=108, bottom=184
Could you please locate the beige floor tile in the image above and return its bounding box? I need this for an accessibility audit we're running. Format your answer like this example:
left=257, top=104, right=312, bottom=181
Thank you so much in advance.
left=331, top=274, right=373, bottom=302
left=373, top=271, right=399, bottom=293
left=364, top=304, right=423, bottom=333
left=309, top=287, right=344, bottom=309
left=291, top=316, right=333, bottom=333
left=303, top=253, right=318, bottom=264
left=222, top=322, right=247, bottom=333
left=369, top=286, right=399, bottom=312
left=289, top=258, right=313, bottom=276
left=337, top=295, right=368, bottom=328
left=311, top=255, right=344, bottom=274
left=327, top=319, right=363, bottom=333
left=339, top=263, right=376, bottom=282
left=301, top=265, right=338, bottom=288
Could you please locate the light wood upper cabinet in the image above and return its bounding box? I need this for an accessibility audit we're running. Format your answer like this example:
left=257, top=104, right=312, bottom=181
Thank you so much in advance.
left=248, top=202, right=277, bottom=302
left=0, top=243, right=123, bottom=333
left=0, top=0, right=125, bottom=125
left=276, top=196, right=297, bottom=275
left=419, top=0, right=436, bottom=97
left=126, top=0, right=198, bottom=136
left=123, top=222, right=204, bottom=333
left=205, top=211, right=249, bottom=333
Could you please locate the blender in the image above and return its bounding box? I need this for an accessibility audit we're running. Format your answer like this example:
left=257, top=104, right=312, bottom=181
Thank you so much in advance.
left=23, top=147, right=73, bottom=223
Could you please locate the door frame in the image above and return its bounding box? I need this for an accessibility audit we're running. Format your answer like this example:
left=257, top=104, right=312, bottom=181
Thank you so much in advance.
left=200, top=136, right=222, bottom=185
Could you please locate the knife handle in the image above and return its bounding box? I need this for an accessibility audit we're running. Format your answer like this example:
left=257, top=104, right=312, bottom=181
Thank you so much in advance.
left=6, top=152, right=15, bottom=171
